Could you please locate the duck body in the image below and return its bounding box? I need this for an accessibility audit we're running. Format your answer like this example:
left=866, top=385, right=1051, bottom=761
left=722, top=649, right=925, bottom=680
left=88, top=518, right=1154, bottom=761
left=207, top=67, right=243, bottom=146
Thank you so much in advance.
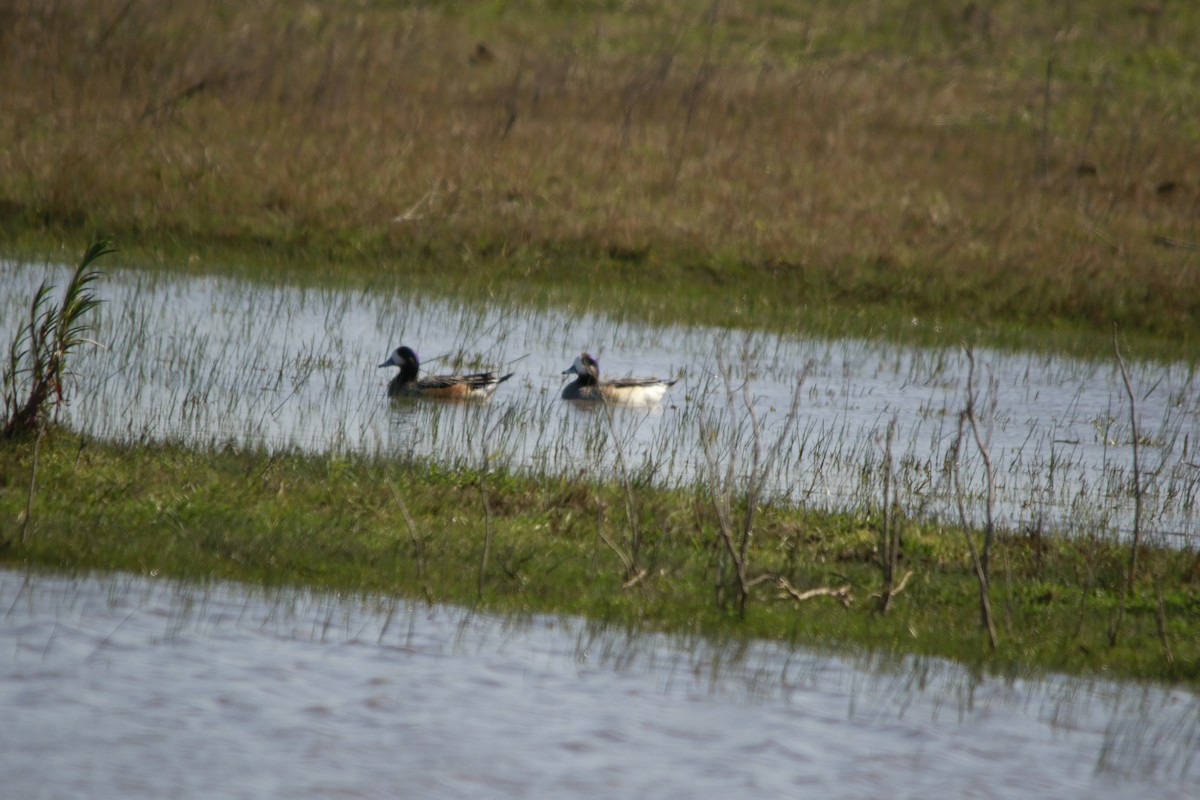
left=379, top=346, right=513, bottom=400
left=561, top=353, right=676, bottom=405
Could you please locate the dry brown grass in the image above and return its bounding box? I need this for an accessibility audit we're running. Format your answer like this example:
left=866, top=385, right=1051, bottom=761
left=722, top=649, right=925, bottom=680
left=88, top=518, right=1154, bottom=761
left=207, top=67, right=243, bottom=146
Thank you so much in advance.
left=2, top=0, right=1199, bottom=345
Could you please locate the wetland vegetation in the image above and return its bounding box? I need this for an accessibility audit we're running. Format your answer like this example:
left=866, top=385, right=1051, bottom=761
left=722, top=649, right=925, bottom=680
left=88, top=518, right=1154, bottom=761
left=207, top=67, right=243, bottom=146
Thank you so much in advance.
left=1, top=0, right=1199, bottom=356
left=2, top=1, right=1200, bottom=685
left=3, top=430, right=1198, bottom=683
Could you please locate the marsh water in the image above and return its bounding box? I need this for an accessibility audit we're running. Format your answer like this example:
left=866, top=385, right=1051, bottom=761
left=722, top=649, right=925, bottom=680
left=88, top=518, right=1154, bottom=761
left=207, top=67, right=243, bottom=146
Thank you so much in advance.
left=2, top=259, right=1199, bottom=543
left=3, top=567, right=1197, bottom=799
left=3, top=258, right=1200, bottom=795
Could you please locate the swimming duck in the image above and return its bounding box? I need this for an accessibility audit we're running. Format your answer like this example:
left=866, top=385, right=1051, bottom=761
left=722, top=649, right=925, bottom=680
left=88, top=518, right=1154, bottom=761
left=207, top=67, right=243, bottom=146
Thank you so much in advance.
left=378, top=346, right=513, bottom=399
left=561, top=352, right=677, bottom=404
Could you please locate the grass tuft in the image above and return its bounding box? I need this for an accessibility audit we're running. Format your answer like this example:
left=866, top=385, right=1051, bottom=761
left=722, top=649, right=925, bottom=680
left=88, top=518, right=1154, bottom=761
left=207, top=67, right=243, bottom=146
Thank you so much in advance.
left=2, top=239, right=112, bottom=440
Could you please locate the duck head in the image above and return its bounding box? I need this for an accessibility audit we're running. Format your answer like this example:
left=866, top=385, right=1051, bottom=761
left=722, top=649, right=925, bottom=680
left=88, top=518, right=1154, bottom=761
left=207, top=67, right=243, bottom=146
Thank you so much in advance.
left=379, top=346, right=420, bottom=380
left=562, top=352, right=599, bottom=385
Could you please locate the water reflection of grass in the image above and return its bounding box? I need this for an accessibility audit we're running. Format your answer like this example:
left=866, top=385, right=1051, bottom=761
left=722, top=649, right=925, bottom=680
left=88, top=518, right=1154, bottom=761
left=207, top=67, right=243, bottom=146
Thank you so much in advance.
left=2, top=431, right=1196, bottom=684
left=7, top=568, right=1195, bottom=790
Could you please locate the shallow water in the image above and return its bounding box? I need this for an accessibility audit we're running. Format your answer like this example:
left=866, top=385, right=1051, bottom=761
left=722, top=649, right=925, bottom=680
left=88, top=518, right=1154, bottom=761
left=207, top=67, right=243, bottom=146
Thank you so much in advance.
left=4, top=260, right=1198, bottom=796
left=3, top=258, right=1197, bottom=543
left=2, top=568, right=1196, bottom=799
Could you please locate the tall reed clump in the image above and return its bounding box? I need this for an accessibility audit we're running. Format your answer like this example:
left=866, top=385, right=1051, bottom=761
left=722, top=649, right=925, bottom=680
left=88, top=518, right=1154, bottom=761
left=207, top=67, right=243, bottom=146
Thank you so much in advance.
left=2, top=240, right=112, bottom=440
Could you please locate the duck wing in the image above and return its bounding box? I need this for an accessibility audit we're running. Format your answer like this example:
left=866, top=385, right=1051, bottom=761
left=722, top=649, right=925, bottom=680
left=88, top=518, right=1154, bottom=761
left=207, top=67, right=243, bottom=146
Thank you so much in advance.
left=417, top=372, right=514, bottom=391
left=604, top=376, right=677, bottom=388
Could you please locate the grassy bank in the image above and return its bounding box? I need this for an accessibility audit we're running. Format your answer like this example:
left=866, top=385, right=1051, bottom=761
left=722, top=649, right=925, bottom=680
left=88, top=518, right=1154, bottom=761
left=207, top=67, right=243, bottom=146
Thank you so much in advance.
left=2, top=1, right=1200, bottom=358
left=2, top=432, right=1196, bottom=684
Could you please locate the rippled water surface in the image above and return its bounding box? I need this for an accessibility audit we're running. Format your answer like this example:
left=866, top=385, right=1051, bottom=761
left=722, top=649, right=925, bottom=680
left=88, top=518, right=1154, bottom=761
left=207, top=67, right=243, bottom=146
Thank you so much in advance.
left=3, top=568, right=1197, bottom=799
left=2, top=259, right=1198, bottom=542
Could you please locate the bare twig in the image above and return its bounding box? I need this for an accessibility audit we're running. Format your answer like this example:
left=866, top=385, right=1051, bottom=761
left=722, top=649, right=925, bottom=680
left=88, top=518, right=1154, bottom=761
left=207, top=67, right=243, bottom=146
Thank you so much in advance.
left=596, top=523, right=634, bottom=575
left=475, top=407, right=513, bottom=601
left=386, top=478, right=432, bottom=604
left=139, top=73, right=240, bottom=123
left=670, top=0, right=719, bottom=184
left=597, top=390, right=643, bottom=580
left=1109, top=326, right=1143, bottom=647
left=698, top=341, right=806, bottom=615
left=1153, top=235, right=1200, bottom=251
left=776, top=576, right=853, bottom=607
left=1114, top=328, right=1143, bottom=595
left=953, top=345, right=998, bottom=650
left=871, top=569, right=914, bottom=602
left=477, top=475, right=494, bottom=602
left=392, top=181, right=440, bottom=223
left=1036, top=56, right=1054, bottom=178
left=621, top=569, right=649, bottom=589
left=18, top=427, right=45, bottom=545
left=878, top=415, right=901, bottom=613
left=1153, top=579, right=1175, bottom=669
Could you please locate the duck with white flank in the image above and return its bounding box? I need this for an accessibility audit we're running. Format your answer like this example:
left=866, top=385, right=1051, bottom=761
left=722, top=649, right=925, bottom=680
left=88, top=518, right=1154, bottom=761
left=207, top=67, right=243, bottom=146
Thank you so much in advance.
left=379, top=346, right=513, bottom=399
left=561, top=352, right=677, bottom=405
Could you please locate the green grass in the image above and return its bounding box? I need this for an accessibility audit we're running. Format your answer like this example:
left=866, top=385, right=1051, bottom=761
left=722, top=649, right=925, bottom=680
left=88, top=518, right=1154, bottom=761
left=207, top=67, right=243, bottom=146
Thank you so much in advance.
left=3, top=432, right=1196, bottom=684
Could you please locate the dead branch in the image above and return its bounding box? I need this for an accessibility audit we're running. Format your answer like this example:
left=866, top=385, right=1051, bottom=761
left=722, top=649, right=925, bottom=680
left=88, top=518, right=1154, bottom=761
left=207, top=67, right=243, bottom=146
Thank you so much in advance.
left=1113, top=328, right=1143, bottom=596
left=596, top=524, right=634, bottom=575
left=621, top=569, right=649, bottom=589
left=1110, top=327, right=1143, bottom=647
left=872, top=569, right=914, bottom=601
left=878, top=414, right=901, bottom=613
left=955, top=345, right=999, bottom=650
left=699, top=341, right=807, bottom=616
left=745, top=573, right=776, bottom=589
left=776, top=576, right=853, bottom=607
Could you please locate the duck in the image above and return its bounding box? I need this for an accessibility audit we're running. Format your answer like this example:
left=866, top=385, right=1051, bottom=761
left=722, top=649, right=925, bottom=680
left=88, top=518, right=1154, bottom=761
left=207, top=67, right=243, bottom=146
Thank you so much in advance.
left=378, top=346, right=514, bottom=399
left=560, top=352, right=677, bottom=405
